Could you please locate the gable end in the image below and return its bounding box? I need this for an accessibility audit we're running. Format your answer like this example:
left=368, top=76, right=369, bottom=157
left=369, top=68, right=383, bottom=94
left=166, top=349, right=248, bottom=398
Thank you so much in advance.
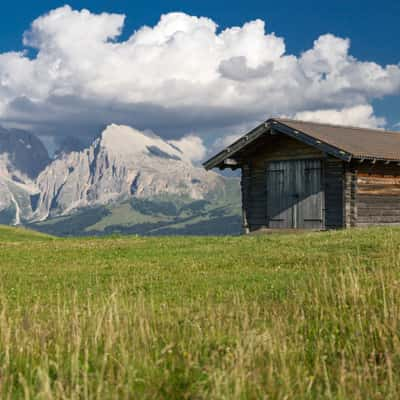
left=203, top=118, right=352, bottom=170
left=271, top=120, right=352, bottom=162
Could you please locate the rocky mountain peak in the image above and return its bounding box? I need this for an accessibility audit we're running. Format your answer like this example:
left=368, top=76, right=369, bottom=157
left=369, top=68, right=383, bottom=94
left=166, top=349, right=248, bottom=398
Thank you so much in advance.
left=0, top=124, right=236, bottom=232
left=99, top=124, right=184, bottom=162
left=31, top=124, right=223, bottom=221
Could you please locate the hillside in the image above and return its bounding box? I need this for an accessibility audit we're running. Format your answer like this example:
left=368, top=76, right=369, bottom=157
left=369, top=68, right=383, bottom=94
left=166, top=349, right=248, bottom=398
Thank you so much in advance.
left=1, top=227, right=400, bottom=398
left=0, top=224, right=54, bottom=241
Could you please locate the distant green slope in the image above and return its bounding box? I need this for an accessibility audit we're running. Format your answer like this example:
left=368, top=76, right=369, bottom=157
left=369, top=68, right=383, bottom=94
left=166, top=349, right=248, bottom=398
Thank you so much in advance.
left=0, top=225, right=54, bottom=241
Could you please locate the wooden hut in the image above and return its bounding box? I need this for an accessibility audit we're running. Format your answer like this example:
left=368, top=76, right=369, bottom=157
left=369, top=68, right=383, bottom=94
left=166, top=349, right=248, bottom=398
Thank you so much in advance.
left=203, top=118, right=400, bottom=233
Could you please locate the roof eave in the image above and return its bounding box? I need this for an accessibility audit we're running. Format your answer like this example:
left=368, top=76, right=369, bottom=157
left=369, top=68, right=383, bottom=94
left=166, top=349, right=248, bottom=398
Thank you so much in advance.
left=352, top=156, right=400, bottom=163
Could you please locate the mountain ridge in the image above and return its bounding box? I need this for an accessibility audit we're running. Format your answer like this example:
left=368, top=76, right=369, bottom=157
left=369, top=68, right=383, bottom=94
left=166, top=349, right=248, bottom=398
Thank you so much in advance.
left=0, top=125, right=241, bottom=235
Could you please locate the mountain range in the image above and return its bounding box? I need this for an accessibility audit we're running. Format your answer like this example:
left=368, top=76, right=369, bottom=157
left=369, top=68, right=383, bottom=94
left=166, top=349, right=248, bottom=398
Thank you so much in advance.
left=0, top=125, right=241, bottom=236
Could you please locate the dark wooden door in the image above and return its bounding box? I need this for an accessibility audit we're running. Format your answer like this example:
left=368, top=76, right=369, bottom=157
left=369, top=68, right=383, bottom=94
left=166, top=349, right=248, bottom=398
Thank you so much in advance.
left=267, top=159, right=324, bottom=229
left=267, top=161, right=293, bottom=228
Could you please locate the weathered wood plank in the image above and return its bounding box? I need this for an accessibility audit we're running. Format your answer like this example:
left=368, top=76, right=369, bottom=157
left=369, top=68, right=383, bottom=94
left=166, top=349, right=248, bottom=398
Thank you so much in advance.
left=358, top=209, right=400, bottom=217
left=357, top=216, right=400, bottom=223
left=324, top=158, right=344, bottom=228
left=354, top=162, right=400, bottom=227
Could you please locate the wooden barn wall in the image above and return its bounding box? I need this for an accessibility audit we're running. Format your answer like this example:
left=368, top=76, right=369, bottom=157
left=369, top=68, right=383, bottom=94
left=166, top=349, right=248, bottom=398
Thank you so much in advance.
left=355, top=163, right=400, bottom=227
left=343, top=164, right=357, bottom=227
left=241, top=165, right=251, bottom=233
left=240, top=134, right=324, bottom=232
left=324, top=158, right=345, bottom=229
left=240, top=162, right=268, bottom=231
left=249, top=134, right=323, bottom=168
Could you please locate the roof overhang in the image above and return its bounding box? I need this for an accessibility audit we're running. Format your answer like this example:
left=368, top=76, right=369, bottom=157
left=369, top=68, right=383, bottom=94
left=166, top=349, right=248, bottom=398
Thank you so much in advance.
left=203, top=118, right=352, bottom=170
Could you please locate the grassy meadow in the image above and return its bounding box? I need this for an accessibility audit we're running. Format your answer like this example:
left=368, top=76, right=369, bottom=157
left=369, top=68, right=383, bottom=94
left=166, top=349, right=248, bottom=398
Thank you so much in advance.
left=1, top=225, right=400, bottom=398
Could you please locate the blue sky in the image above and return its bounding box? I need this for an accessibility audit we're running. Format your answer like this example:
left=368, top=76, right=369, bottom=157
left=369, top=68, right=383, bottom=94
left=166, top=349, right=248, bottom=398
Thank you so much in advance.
left=0, top=1, right=396, bottom=53
left=2, top=0, right=398, bottom=63
left=0, top=0, right=399, bottom=156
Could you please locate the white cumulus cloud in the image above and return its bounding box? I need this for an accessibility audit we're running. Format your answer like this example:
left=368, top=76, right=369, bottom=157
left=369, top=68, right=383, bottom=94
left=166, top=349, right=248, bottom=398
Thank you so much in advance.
left=0, top=6, right=399, bottom=157
left=212, top=133, right=243, bottom=152
left=293, top=105, right=386, bottom=129
left=169, top=135, right=207, bottom=163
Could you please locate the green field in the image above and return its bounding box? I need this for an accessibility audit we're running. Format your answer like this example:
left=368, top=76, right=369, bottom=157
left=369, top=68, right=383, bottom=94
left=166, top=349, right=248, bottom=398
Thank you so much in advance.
left=1, top=226, right=400, bottom=399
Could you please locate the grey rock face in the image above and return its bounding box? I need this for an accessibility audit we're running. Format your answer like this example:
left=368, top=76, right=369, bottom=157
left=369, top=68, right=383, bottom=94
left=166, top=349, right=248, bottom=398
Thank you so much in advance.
left=0, top=124, right=230, bottom=227
left=33, top=124, right=224, bottom=220
left=0, top=126, right=49, bottom=224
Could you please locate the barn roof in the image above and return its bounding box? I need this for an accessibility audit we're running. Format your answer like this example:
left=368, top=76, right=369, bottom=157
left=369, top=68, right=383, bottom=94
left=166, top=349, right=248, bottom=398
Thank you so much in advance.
left=203, top=118, right=400, bottom=170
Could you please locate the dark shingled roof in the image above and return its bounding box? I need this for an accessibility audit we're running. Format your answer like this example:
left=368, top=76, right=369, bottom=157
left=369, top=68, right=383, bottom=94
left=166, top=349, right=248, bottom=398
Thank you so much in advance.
left=203, top=118, right=400, bottom=170
left=276, top=118, right=400, bottom=161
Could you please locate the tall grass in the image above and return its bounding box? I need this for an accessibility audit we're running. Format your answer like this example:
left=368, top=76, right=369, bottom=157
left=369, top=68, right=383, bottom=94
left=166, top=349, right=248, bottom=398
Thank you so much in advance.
left=1, top=227, right=400, bottom=398
left=0, top=261, right=399, bottom=398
